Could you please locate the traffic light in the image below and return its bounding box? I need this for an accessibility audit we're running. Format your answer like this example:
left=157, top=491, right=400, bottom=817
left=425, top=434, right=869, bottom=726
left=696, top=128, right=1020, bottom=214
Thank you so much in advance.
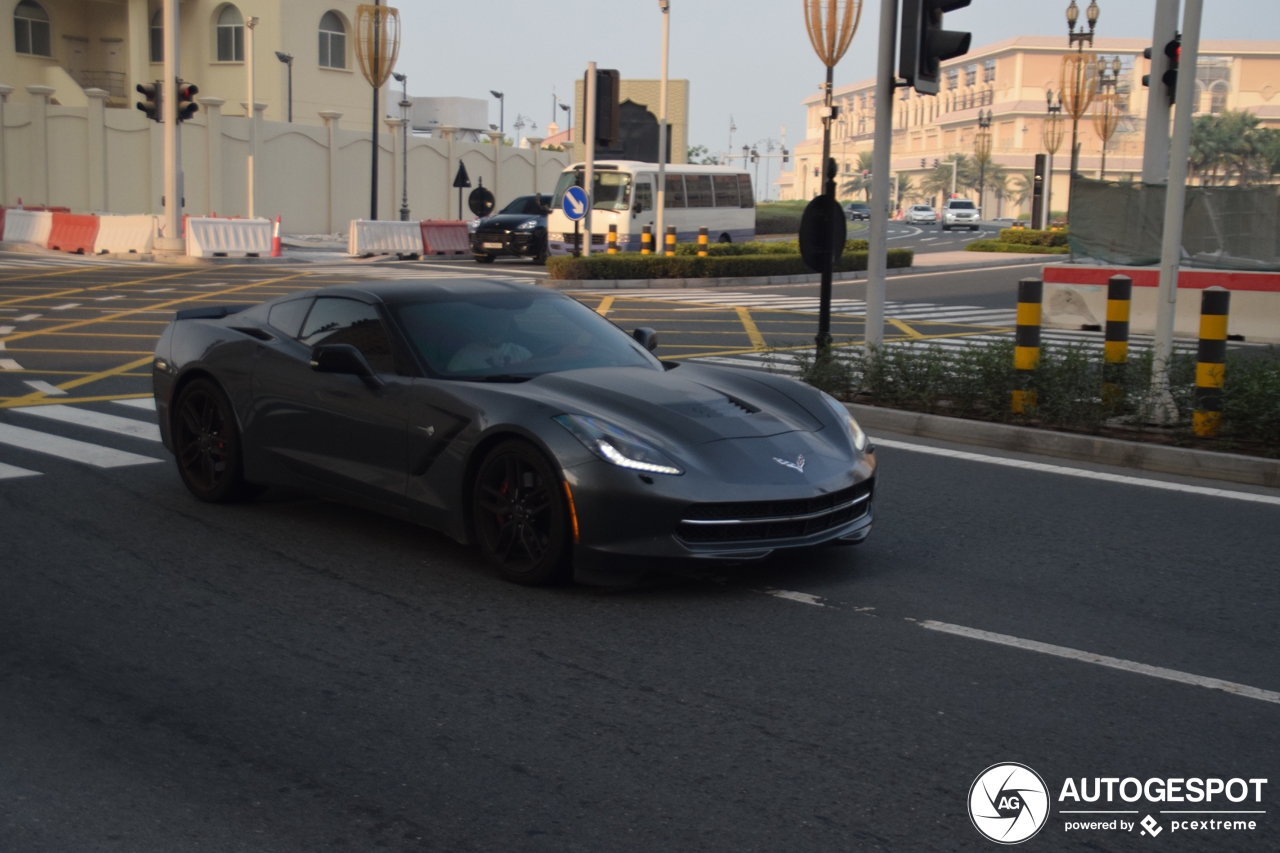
left=1142, top=35, right=1180, bottom=103
left=899, top=1, right=972, bottom=96
left=782, top=146, right=790, bottom=164
left=933, top=158, right=940, bottom=168
left=136, top=81, right=162, bottom=122
left=176, top=81, right=199, bottom=122
left=921, top=158, right=926, bottom=168
left=584, top=68, right=620, bottom=148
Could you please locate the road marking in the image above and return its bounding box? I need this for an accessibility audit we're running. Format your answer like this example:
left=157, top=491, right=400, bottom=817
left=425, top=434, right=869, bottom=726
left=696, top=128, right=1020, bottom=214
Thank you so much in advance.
left=0, top=423, right=160, bottom=467
left=919, top=620, right=1280, bottom=705
left=143, top=288, right=174, bottom=293
left=595, top=295, right=614, bottom=316
left=763, top=589, right=825, bottom=607
left=0, top=326, right=12, bottom=334
left=736, top=306, right=767, bottom=349
left=195, top=282, right=228, bottom=287
left=872, top=437, right=1280, bottom=507
left=12, top=404, right=162, bottom=441
left=22, top=380, right=66, bottom=396
left=94, top=295, right=125, bottom=301
left=15, top=314, right=41, bottom=322
left=0, top=358, right=22, bottom=370
left=0, top=460, right=41, bottom=479
left=113, top=397, right=157, bottom=410
left=52, top=303, right=81, bottom=310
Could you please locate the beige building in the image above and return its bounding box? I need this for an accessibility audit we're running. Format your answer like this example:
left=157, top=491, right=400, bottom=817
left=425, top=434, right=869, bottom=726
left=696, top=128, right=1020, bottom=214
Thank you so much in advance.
left=2, top=0, right=387, bottom=129
left=777, top=36, right=1280, bottom=216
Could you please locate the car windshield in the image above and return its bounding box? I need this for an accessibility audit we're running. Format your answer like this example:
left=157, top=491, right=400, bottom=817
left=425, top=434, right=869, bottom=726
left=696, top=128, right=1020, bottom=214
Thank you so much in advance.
left=949, top=200, right=976, bottom=210
left=499, top=196, right=546, bottom=215
left=913, top=206, right=932, bottom=211
left=552, top=169, right=633, bottom=212
left=847, top=203, right=869, bottom=209
left=389, top=292, right=662, bottom=379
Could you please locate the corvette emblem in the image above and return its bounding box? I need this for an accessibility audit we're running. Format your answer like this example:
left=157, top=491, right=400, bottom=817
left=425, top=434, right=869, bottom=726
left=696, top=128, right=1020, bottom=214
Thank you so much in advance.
left=773, top=454, right=805, bottom=473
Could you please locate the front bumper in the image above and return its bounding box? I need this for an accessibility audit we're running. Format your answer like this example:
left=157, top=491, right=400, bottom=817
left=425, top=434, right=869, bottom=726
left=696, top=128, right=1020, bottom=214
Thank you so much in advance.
left=470, top=230, right=541, bottom=258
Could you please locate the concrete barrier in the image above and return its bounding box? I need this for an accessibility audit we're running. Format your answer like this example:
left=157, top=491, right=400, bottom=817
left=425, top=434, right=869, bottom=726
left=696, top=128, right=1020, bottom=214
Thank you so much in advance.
left=348, top=220, right=422, bottom=257
left=1043, top=264, right=1280, bottom=345
left=3, top=209, right=54, bottom=247
left=185, top=217, right=273, bottom=258
left=47, top=213, right=100, bottom=254
left=94, top=214, right=157, bottom=255
left=420, top=220, right=469, bottom=255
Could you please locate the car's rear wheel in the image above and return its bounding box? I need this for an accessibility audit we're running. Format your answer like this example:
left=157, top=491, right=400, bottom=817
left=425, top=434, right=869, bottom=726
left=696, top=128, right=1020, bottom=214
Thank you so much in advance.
left=473, top=440, right=571, bottom=585
left=474, top=253, right=496, bottom=264
left=172, top=378, right=257, bottom=503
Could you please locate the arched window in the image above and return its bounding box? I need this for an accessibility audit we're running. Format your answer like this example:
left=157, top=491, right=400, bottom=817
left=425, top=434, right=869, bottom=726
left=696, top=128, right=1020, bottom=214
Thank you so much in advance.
left=1210, top=81, right=1229, bottom=115
left=14, top=0, right=51, bottom=57
left=216, top=5, right=244, bottom=62
left=150, top=9, right=162, bottom=63
left=319, top=11, right=345, bottom=69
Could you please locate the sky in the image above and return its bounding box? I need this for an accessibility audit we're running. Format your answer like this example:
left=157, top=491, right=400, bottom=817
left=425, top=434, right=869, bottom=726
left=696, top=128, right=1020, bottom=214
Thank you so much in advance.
left=393, top=0, right=1272, bottom=195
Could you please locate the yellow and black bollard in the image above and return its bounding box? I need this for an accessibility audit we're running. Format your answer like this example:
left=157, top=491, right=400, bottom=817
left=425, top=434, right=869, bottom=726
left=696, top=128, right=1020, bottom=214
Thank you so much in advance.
left=641, top=225, right=652, bottom=255
left=1102, top=274, right=1132, bottom=405
left=607, top=224, right=618, bottom=254
left=1193, top=286, right=1230, bottom=437
left=697, top=226, right=709, bottom=257
left=1012, top=277, right=1042, bottom=413
left=665, top=225, right=677, bottom=257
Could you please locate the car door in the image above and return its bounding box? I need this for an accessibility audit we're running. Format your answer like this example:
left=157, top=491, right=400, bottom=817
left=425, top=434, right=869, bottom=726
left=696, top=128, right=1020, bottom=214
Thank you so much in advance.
left=250, top=296, right=411, bottom=505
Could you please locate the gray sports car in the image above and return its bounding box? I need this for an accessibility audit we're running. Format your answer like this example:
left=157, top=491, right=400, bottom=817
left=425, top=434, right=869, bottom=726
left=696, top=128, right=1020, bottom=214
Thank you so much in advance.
left=151, top=280, right=877, bottom=585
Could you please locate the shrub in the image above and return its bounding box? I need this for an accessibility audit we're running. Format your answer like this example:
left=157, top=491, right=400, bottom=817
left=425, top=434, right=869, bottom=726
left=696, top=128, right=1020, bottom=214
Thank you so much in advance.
left=998, top=228, right=1069, bottom=247
left=965, top=240, right=1070, bottom=254
left=546, top=248, right=912, bottom=280
left=670, top=238, right=870, bottom=257
left=756, top=203, right=806, bottom=235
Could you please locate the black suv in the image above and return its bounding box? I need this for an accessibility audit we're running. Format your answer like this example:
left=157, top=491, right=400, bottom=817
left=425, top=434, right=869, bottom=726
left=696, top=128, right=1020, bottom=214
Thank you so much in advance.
left=470, top=194, right=554, bottom=264
left=844, top=201, right=871, bottom=221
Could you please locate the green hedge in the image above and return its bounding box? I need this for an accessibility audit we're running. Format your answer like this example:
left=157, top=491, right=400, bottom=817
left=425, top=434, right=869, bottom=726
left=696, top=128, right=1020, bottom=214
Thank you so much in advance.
left=997, top=227, right=1070, bottom=247
left=547, top=249, right=913, bottom=280
left=670, top=238, right=870, bottom=256
left=755, top=202, right=806, bottom=235
left=965, top=240, right=1070, bottom=255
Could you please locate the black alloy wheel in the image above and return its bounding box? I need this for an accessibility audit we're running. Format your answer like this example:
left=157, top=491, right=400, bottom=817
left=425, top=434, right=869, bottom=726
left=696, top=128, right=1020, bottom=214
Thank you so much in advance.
left=473, top=440, right=570, bottom=585
left=172, top=378, right=256, bottom=502
left=532, top=235, right=548, bottom=265
left=474, top=253, right=497, bottom=264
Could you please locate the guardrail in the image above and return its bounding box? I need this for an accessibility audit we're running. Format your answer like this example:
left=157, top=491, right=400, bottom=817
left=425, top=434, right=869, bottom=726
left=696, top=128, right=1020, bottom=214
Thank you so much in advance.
left=349, top=220, right=423, bottom=257
left=94, top=214, right=156, bottom=255
left=185, top=217, right=273, bottom=258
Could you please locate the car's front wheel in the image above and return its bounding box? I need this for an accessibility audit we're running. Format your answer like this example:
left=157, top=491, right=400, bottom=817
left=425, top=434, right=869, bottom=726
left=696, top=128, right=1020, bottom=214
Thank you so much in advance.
left=473, top=440, right=571, bottom=585
left=474, top=253, right=496, bottom=264
left=171, top=377, right=257, bottom=503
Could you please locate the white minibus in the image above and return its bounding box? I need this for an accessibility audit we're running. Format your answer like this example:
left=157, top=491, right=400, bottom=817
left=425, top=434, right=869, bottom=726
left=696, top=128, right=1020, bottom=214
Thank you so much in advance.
left=546, top=160, right=756, bottom=255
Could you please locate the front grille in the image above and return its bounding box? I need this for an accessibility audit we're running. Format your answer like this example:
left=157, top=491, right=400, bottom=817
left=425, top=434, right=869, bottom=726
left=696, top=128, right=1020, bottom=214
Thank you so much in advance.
left=677, top=479, right=873, bottom=544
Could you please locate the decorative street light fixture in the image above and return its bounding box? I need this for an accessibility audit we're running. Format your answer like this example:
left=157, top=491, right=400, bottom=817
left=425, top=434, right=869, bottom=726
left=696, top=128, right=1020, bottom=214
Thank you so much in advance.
left=974, top=108, right=993, bottom=217
left=1042, top=89, right=1066, bottom=229
left=1093, top=55, right=1123, bottom=179
left=490, top=90, right=504, bottom=134
left=355, top=1, right=401, bottom=220
left=558, top=100, right=571, bottom=138
left=392, top=71, right=410, bottom=220
left=274, top=51, right=293, bottom=123
left=1061, top=0, right=1100, bottom=178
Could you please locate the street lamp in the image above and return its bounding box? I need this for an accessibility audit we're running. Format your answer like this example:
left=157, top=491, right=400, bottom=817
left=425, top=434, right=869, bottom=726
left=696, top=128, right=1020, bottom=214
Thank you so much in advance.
left=274, top=51, right=293, bottom=123
left=489, top=90, right=504, bottom=134
left=392, top=71, right=410, bottom=220
left=1062, top=0, right=1100, bottom=179
left=655, top=0, right=671, bottom=252
left=974, top=108, right=993, bottom=218
left=1093, top=55, right=1123, bottom=179
left=742, top=144, right=750, bottom=169
left=1042, top=89, right=1066, bottom=229
left=558, top=100, right=571, bottom=136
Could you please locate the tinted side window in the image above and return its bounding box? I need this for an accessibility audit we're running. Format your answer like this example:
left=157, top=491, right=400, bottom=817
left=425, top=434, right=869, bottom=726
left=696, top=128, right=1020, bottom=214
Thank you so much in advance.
left=664, top=174, right=686, bottom=208
left=738, top=174, right=755, bottom=208
left=635, top=181, right=653, bottom=211
left=686, top=175, right=713, bottom=208
left=268, top=298, right=313, bottom=338
left=713, top=175, right=739, bottom=208
left=299, top=297, right=397, bottom=374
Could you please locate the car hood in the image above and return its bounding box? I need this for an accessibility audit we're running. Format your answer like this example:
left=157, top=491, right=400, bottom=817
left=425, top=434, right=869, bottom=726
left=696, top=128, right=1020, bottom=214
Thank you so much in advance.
left=509, top=365, right=824, bottom=446
left=475, top=214, right=546, bottom=232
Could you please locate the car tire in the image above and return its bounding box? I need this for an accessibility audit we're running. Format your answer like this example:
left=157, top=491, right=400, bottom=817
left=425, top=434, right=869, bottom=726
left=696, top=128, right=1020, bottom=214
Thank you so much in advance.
left=171, top=377, right=259, bottom=503
left=532, top=236, right=548, bottom=265
left=474, top=254, right=496, bottom=264
left=472, top=439, right=572, bottom=585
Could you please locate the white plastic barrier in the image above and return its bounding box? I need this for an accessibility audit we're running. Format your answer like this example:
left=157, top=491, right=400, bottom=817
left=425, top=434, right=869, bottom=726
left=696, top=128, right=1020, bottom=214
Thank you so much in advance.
left=93, top=214, right=156, bottom=255
left=185, top=217, right=273, bottom=258
left=348, top=219, right=424, bottom=256
left=3, top=209, right=54, bottom=247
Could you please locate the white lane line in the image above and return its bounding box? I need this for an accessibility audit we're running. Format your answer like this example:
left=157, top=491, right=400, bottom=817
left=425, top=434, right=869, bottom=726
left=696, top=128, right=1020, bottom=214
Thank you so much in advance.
left=15, top=314, right=42, bottom=322
left=872, top=437, right=1280, bottom=507
left=0, top=358, right=23, bottom=370
left=94, top=295, right=125, bottom=301
left=0, top=460, right=42, bottom=480
left=763, top=589, right=826, bottom=607
left=0, top=326, right=13, bottom=334
left=143, top=288, right=174, bottom=293
left=52, top=303, right=81, bottom=310
left=195, top=282, right=228, bottom=288
left=0, top=423, right=160, bottom=467
left=113, top=397, right=157, bottom=410
left=11, top=404, right=162, bottom=442
left=920, top=621, right=1280, bottom=705
left=22, top=380, right=66, bottom=396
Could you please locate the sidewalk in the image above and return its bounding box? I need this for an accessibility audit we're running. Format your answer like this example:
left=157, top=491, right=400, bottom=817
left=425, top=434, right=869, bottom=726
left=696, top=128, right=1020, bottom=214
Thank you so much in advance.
left=910, top=250, right=1052, bottom=268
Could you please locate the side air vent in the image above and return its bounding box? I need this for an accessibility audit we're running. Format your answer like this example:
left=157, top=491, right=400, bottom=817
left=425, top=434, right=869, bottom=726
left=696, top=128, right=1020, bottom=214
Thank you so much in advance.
left=666, top=395, right=758, bottom=419
left=230, top=326, right=275, bottom=342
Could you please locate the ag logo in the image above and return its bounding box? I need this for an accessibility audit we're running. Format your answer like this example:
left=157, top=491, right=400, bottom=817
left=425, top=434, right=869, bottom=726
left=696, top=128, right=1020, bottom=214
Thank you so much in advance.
left=968, top=763, right=1050, bottom=844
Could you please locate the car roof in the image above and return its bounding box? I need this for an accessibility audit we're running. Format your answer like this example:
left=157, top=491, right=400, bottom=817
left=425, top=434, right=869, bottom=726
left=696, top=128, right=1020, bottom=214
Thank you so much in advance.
left=287, top=278, right=554, bottom=306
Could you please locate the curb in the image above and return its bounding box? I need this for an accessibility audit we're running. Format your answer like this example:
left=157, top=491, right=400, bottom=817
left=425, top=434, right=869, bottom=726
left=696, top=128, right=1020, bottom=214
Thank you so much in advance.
left=846, top=402, right=1280, bottom=489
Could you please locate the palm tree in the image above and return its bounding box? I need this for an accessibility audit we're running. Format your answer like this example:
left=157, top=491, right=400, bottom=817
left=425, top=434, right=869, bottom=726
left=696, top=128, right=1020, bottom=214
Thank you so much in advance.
left=1008, top=172, right=1035, bottom=217
left=839, top=150, right=876, bottom=199
left=896, top=174, right=917, bottom=208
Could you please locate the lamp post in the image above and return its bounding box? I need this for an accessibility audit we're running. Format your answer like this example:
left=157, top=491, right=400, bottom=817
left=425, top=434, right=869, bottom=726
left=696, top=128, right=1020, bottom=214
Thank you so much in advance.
left=655, top=0, right=670, bottom=252
left=1093, top=55, right=1123, bottom=179
left=751, top=145, right=760, bottom=200
left=392, top=71, right=410, bottom=220
left=559, top=101, right=571, bottom=137
left=246, top=16, right=258, bottom=219
left=490, top=90, right=504, bottom=134
left=1063, top=0, right=1100, bottom=179
left=354, top=2, right=401, bottom=221
left=974, top=108, right=993, bottom=218
left=274, top=51, right=293, bottom=122
left=1042, top=90, right=1065, bottom=229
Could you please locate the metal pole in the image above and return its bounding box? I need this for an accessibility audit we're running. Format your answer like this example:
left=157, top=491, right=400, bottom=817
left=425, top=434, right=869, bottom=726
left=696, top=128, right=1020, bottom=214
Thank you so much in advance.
left=246, top=16, right=257, bottom=220
left=158, top=0, right=181, bottom=251
left=584, top=61, right=597, bottom=257
left=864, top=0, right=895, bottom=353
left=1149, top=0, right=1203, bottom=422
left=1044, top=150, right=1054, bottom=229
left=399, top=76, right=409, bottom=221
left=655, top=1, right=670, bottom=254
left=287, top=61, right=292, bottom=123
left=815, top=64, right=835, bottom=350
left=1142, top=0, right=1178, bottom=183
left=370, top=0, right=380, bottom=220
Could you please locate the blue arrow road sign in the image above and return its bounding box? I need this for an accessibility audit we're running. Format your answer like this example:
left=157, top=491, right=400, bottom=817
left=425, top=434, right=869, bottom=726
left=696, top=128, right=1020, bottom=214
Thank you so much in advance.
left=562, top=185, right=588, bottom=221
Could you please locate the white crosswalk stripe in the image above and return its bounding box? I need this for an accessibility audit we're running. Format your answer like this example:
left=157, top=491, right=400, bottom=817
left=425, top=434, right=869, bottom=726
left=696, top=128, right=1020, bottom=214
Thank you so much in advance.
left=11, top=404, right=162, bottom=442
left=0, top=401, right=164, bottom=478
left=0, top=460, right=41, bottom=479
left=0, top=422, right=160, bottom=468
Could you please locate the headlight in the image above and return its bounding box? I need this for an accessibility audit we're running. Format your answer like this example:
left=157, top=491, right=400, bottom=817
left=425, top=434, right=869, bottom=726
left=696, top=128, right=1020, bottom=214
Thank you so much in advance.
left=554, top=414, right=683, bottom=475
left=515, top=219, right=540, bottom=231
left=468, top=219, right=481, bottom=232
left=820, top=391, right=869, bottom=453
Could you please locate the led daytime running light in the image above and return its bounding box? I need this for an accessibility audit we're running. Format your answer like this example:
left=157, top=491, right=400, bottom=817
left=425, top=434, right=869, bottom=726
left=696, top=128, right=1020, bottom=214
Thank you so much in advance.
left=594, top=439, right=682, bottom=475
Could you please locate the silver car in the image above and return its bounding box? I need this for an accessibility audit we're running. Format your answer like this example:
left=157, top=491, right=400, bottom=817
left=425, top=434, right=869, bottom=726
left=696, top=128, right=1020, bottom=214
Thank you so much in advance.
left=942, top=198, right=980, bottom=231
left=906, top=204, right=937, bottom=224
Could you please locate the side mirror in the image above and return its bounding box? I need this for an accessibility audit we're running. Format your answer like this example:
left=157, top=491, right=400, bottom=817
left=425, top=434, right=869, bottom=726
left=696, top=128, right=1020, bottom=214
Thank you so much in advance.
left=632, top=327, right=659, bottom=352
left=632, top=201, right=643, bottom=215
left=310, top=343, right=385, bottom=390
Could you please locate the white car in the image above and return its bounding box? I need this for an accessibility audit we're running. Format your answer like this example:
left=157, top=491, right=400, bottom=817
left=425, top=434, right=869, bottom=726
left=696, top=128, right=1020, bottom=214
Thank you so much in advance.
left=905, top=204, right=937, bottom=224
left=942, top=198, right=980, bottom=231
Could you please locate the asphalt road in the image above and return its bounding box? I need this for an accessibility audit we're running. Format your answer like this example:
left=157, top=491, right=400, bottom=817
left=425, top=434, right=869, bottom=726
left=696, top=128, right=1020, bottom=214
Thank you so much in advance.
left=885, top=219, right=1009, bottom=254
left=3, top=254, right=1277, bottom=851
